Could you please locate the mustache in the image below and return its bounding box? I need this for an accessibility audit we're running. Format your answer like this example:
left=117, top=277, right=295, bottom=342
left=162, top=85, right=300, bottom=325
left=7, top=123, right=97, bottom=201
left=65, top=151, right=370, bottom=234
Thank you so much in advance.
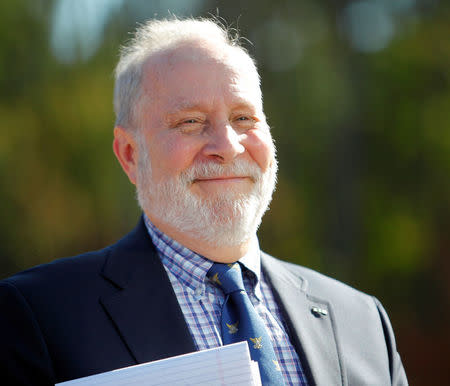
left=180, top=159, right=262, bottom=184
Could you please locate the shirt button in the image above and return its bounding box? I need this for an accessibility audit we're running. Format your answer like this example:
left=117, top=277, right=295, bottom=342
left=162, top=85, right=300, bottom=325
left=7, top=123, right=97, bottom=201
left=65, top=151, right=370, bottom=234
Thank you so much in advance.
left=194, top=286, right=203, bottom=299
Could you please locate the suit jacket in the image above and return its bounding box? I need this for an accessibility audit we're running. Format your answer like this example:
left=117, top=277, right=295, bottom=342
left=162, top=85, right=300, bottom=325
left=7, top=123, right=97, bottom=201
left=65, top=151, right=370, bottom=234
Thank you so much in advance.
left=0, top=218, right=407, bottom=385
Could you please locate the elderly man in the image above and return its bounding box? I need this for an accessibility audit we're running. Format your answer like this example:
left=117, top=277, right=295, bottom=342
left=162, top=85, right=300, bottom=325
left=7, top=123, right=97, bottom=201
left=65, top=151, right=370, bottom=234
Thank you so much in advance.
left=0, top=18, right=407, bottom=385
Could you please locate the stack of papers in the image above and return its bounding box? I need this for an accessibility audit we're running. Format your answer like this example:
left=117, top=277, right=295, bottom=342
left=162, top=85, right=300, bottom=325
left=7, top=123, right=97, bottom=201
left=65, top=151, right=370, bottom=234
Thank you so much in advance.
left=56, top=341, right=261, bottom=385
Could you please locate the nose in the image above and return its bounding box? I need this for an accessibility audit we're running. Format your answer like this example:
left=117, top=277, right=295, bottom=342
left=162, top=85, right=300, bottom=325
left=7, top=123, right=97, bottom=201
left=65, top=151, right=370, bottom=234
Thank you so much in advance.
left=202, top=122, right=245, bottom=163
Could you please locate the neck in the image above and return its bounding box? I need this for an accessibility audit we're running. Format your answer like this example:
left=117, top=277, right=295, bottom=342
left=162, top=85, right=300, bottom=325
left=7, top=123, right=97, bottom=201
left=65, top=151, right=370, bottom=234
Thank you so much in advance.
left=146, top=213, right=254, bottom=263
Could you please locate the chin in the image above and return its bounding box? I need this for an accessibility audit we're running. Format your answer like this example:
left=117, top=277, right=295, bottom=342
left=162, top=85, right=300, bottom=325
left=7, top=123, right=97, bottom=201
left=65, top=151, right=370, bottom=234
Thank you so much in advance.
left=140, top=188, right=265, bottom=247
left=184, top=193, right=267, bottom=247
left=192, top=183, right=254, bottom=202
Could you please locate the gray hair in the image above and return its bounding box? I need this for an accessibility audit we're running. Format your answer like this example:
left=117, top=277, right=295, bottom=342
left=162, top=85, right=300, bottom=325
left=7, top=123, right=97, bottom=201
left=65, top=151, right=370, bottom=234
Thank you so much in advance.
left=113, top=17, right=258, bottom=129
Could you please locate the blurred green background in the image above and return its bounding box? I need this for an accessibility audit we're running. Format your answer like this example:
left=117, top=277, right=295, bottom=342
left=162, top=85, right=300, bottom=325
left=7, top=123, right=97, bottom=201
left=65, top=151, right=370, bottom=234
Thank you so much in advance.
left=1, top=0, right=449, bottom=384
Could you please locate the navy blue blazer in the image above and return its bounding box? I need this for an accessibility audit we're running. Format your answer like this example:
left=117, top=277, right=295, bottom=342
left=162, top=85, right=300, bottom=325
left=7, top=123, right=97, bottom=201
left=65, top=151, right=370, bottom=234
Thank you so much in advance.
left=0, top=218, right=407, bottom=385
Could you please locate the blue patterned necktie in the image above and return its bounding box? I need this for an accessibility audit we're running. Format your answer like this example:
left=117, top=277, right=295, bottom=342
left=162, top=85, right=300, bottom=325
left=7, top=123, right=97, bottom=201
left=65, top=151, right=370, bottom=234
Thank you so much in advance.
left=208, top=262, right=285, bottom=385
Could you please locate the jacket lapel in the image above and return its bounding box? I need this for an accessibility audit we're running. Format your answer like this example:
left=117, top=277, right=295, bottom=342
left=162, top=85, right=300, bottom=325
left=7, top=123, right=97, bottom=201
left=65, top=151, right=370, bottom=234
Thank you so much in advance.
left=99, top=219, right=197, bottom=364
left=262, top=253, right=345, bottom=386
left=97, top=219, right=345, bottom=383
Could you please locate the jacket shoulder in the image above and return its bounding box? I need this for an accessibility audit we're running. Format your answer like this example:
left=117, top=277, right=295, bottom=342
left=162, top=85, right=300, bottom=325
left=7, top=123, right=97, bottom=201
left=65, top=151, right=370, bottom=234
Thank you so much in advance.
left=262, top=252, right=408, bottom=385
left=261, top=252, right=371, bottom=301
left=1, top=246, right=111, bottom=293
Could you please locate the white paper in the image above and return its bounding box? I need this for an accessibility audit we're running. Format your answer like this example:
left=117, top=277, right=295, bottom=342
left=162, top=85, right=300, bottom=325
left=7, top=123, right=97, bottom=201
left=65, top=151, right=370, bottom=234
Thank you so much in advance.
left=56, top=341, right=261, bottom=386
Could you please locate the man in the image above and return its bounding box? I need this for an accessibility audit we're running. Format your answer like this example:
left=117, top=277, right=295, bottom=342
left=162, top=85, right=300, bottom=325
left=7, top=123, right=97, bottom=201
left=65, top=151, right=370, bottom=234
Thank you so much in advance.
left=0, top=18, right=407, bottom=385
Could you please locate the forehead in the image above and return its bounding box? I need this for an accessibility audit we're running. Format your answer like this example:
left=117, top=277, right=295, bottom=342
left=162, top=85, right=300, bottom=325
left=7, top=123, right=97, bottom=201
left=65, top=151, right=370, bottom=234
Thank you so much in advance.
left=141, top=42, right=262, bottom=111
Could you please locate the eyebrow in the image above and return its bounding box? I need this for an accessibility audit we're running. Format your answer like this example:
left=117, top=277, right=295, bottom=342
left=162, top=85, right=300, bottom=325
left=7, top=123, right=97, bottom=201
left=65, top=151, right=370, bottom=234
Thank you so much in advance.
left=170, top=105, right=205, bottom=114
left=166, top=96, right=206, bottom=112
left=166, top=97, right=258, bottom=117
left=229, top=102, right=257, bottom=112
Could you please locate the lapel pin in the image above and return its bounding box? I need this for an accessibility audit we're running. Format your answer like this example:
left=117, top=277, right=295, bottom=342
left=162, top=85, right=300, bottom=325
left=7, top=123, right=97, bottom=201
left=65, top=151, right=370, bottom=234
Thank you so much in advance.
left=311, top=306, right=328, bottom=317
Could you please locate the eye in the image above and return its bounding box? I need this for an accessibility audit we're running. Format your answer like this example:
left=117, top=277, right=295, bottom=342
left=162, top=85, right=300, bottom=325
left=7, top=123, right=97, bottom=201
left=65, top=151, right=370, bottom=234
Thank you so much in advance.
left=175, top=117, right=205, bottom=134
left=175, top=117, right=202, bottom=128
left=233, top=115, right=256, bottom=130
left=233, top=113, right=257, bottom=123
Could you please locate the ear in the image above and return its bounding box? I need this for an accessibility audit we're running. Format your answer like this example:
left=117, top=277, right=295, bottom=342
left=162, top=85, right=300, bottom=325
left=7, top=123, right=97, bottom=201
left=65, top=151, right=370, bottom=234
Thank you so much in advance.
left=113, top=126, right=138, bottom=185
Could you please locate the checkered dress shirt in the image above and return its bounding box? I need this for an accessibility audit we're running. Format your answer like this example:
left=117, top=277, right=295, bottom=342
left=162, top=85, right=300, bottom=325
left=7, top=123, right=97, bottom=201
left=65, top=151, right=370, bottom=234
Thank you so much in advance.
left=144, top=215, right=308, bottom=385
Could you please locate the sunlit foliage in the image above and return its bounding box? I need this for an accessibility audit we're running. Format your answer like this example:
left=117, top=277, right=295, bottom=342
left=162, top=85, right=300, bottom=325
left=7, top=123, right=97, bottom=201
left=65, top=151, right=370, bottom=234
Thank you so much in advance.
left=1, top=1, right=449, bottom=384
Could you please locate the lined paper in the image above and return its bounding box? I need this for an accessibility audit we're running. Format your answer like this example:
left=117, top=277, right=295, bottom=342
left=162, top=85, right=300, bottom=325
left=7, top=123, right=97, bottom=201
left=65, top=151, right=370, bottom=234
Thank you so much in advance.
left=56, top=342, right=261, bottom=386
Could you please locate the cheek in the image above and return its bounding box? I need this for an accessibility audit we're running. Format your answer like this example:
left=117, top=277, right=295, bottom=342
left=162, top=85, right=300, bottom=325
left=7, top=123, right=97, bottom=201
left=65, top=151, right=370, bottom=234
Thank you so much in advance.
left=244, top=129, right=275, bottom=171
left=148, top=133, right=201, bottom=179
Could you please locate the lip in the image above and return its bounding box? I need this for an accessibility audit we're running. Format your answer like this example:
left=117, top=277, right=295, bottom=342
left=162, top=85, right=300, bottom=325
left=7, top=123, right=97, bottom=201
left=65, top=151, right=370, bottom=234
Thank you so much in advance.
left=193, top=176, right=250, bottom=183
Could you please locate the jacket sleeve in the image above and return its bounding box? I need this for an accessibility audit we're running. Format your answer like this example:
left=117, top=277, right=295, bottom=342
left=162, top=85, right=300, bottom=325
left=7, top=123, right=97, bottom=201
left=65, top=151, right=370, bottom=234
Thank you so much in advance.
left=374, top=297, right=408, bottom=386
left=0, top=281, right=55, bottom=386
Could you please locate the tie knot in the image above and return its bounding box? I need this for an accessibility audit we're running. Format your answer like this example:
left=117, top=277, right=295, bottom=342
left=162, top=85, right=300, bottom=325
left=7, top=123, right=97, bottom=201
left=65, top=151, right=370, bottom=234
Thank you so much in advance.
left=207, top=263, right=245, bottom=294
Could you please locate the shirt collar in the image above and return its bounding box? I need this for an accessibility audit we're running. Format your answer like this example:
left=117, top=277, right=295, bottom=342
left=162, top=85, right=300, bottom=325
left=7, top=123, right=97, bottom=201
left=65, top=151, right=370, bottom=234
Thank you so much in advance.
left=238, top=236, right=263, bottom=300
left=143, top=214, right=262, bottom=299
left=144, top=215, right=212, bottom=295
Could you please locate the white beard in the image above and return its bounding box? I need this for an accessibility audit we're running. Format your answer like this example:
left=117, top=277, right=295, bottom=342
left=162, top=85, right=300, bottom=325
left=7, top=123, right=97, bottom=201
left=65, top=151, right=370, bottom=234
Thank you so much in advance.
left=136, top=139, right=277, bottom=247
